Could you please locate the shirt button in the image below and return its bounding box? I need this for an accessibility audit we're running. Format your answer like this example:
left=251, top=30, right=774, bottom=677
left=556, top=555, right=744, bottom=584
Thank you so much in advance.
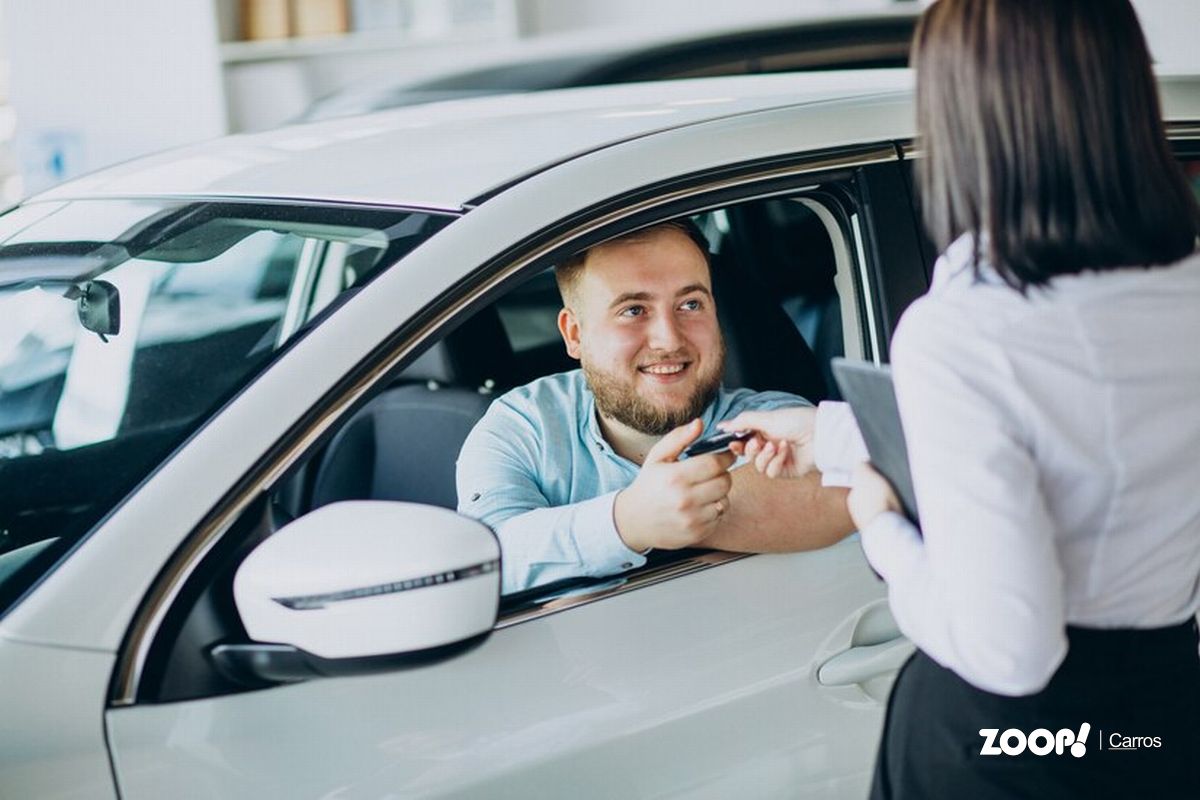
left=621, top=562, right=633, bottom=569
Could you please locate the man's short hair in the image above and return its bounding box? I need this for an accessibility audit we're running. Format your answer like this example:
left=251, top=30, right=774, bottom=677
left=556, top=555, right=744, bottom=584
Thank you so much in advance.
left=554, top=218, right=711, bottom=308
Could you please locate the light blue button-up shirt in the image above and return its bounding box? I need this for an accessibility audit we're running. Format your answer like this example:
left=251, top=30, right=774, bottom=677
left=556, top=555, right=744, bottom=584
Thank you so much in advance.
left=456, top=369, right=809, bottom=593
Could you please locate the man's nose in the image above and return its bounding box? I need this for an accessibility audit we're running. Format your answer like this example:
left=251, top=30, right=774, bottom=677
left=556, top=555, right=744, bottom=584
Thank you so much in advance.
left=647, top=310, right=686, bottom=350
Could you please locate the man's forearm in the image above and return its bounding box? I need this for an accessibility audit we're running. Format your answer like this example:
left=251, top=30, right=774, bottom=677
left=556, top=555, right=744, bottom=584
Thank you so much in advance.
left=492, top=491, right=648, bottom=593
left=701, top=469, right=853, bottom=552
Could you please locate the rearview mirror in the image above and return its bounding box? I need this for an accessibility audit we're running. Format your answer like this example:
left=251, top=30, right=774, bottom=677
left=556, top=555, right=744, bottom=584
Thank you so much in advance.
left=75, top=280, right=120, bottom=340
left=212, top=501, right=500, bottom=685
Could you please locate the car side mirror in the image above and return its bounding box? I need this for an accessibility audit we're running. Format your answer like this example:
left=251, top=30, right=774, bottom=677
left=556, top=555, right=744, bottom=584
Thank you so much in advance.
left=211, top=501, right=500, bottom=685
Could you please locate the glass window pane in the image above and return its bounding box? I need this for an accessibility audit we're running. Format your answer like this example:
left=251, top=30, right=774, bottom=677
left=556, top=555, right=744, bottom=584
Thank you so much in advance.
left=0, top=199, right=454, bottom=613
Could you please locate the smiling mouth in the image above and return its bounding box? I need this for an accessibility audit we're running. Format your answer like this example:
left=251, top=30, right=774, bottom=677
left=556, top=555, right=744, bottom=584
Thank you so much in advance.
left=639, top=362, right=690, bottom=376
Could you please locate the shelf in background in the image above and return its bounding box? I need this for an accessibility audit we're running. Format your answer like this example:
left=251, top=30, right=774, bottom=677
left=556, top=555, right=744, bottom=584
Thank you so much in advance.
left=220, top=25, right=502, bottom=62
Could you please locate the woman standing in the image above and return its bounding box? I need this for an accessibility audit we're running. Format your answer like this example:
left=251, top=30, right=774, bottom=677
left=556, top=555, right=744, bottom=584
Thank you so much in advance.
left=724, top=0, right=1200, bottom=796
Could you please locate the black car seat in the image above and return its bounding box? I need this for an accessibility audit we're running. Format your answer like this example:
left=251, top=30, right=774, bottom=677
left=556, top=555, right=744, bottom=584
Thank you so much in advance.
left=718, top=200, right=843, bottom=399
left=308, top=307, right=513, bottom=510
left=709, top=247, right=829, bottom=402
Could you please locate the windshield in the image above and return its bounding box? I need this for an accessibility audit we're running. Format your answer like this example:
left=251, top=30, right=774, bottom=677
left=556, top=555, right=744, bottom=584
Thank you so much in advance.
left=0, top=199, right=453, bottom=613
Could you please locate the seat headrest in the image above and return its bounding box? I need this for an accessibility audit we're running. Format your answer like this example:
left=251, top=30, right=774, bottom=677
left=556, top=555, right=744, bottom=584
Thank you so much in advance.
left=727, top=201, right=837, bottom=300
left=400, top=304, right=515, bottom=389
left=401, top=341, right=456, bottom=384
left=710, top=249, right=827, bottom=401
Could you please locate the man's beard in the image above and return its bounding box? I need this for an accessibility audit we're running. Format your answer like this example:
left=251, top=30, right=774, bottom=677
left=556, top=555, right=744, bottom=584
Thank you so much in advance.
left=583, top=341, right=725, bottom=436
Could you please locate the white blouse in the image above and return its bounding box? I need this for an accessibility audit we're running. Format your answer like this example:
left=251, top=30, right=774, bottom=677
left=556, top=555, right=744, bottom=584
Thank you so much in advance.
left=816, top=235, right=1200, bottom=696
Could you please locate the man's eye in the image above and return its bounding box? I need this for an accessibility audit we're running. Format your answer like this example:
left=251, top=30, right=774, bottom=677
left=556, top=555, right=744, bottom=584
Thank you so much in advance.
left=680, top=298, right=703, bottom=311
left=620, top=305, right=645, bottom=317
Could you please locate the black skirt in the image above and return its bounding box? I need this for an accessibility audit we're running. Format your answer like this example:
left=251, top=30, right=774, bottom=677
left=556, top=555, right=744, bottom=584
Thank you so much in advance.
left=870, top=619, right=1200, bottom=799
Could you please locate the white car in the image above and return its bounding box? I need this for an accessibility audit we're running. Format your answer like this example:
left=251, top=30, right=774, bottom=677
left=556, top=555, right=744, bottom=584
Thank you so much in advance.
left=298, top=9, right=918, bottom=121
left=1, top=70, right=1198, bottom=799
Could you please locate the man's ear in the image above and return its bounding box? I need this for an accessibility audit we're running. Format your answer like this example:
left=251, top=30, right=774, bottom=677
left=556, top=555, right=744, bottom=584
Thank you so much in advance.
left=558, top=307, right=582, bottom=360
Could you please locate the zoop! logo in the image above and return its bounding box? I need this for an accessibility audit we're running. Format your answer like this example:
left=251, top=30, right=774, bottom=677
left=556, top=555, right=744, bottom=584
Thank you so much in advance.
left=979, top=723, right=1091, bottom=757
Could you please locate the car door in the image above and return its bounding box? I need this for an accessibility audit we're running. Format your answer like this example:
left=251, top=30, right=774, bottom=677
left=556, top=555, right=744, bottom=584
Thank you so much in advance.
left=87, top=124, right=929, bottom=797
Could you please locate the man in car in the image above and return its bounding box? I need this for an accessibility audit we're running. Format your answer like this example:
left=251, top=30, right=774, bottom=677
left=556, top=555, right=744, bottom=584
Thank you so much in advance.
left=456, top=219, right=853, bottom=593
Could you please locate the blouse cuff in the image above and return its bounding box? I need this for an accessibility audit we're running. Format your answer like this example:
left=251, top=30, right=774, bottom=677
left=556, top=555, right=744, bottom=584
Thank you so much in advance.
left=858, top=510, right=923, bottom=583
left=814, top=400, right=868, bottom=487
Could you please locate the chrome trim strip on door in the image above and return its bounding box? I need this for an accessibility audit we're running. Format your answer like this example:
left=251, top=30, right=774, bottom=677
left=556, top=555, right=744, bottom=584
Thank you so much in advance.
left=496, top=552, right=749, bottom=629
left=849, top=212, right=882, bottom=366
left=111, top=144, right=898, bottom=706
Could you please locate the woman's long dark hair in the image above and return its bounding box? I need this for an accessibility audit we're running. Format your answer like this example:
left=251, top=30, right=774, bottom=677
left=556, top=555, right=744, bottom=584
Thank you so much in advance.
left=913, top=0, right=1200, bottom=291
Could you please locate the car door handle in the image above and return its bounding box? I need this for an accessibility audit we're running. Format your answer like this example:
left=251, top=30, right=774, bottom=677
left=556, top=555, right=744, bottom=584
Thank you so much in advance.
left=817, top=636, right=914, bottom=687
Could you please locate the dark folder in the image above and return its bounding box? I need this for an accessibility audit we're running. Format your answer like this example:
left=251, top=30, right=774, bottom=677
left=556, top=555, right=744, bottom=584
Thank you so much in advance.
left=830, top=358, right=920, bottom=526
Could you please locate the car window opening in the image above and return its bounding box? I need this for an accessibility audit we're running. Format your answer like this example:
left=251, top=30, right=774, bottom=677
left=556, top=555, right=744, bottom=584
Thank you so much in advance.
left=291, top=193, right=859, bottom=602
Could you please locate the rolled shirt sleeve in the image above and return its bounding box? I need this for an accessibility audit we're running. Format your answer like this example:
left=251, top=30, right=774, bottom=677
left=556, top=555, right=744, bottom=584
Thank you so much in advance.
left=491, top=492, right=645, bottom=593
left=456, top=398, right=645, bottom=594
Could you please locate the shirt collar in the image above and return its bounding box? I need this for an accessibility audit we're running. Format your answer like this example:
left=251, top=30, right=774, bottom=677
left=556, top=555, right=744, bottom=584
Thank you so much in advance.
left=583, top=388, right=606, bottom=448
left=931, top=232, right=1006, bottom=292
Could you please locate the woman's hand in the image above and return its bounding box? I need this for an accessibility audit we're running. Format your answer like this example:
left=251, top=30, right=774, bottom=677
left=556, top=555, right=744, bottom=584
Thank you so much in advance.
left=847, top=463, right=902, bottom=529
left=718, top=407, right=817, bottom=479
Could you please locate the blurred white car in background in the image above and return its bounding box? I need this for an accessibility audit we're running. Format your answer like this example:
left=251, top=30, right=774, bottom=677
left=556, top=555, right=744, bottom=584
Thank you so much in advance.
left=1, top=69, right=1198, bottom=798
left=300, top=9, right=919, bottom=120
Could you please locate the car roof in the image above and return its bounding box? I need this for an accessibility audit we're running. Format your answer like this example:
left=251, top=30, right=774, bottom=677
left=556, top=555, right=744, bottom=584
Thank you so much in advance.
left=33, top=70, right=916, bottom=210
left=32, top=69, right=1200, bottom=212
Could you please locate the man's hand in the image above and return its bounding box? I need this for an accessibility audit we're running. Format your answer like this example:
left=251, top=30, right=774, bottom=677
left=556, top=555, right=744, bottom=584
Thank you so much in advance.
left=718, top=406, right=817, bottom=479
left=614, top=419, right=735, bottom=553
